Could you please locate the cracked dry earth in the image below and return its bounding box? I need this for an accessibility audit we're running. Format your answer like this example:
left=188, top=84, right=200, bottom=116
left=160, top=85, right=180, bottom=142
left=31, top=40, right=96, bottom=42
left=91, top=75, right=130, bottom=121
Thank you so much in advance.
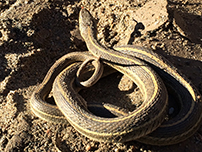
left=0, top=0, right=202, bottom=151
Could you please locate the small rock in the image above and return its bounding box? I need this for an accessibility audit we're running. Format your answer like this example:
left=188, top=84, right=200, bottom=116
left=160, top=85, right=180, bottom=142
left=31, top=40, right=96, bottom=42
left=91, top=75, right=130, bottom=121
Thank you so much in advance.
left=86, top=144, right=92, bottom=151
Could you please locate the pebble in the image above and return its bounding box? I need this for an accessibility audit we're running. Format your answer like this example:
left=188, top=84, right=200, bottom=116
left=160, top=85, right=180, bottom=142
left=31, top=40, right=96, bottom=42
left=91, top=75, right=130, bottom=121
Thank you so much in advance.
left=85, top=144, right=91, bottom=151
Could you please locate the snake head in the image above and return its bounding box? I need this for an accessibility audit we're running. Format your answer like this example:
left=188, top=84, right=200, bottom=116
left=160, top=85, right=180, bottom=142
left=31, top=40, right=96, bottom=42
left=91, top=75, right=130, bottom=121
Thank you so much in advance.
left=79, top=8, right=96, bottom=40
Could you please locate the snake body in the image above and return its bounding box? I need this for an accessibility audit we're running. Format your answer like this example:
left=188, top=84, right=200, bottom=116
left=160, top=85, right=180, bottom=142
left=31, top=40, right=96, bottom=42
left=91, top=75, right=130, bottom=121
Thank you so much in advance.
left=30, top=52, right=103, bottom=123
left=114, top=46, right=202, bottom=145
left=77, top=8, right=202, bottom=145
left=30, top=8, right=202, bottom=145
left=53, top=54, right=168, bottom=142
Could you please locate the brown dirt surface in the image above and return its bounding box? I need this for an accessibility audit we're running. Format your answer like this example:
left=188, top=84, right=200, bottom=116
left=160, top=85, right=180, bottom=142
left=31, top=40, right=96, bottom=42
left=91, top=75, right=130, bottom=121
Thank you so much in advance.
left=0, top=0, right=202, bottom=151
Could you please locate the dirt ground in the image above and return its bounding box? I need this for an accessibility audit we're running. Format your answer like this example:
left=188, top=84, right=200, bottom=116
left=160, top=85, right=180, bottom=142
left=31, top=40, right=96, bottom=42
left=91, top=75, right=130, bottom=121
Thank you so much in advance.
left=0, top=0, right=202, bottom=151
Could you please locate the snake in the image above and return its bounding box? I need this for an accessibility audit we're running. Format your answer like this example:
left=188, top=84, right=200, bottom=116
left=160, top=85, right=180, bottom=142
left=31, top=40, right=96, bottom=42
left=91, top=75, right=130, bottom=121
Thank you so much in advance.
left=30, top=8, right=202, bottom=145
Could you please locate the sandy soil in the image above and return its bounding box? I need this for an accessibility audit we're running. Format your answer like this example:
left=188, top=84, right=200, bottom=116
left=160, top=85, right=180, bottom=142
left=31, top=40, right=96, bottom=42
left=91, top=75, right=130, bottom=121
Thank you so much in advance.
left=0, top=0, right=202, bottom=151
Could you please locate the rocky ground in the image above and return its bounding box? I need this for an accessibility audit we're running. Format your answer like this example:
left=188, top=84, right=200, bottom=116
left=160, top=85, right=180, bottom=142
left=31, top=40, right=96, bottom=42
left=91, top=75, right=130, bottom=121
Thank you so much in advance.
left=0, top=0, right=202, bottom=151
